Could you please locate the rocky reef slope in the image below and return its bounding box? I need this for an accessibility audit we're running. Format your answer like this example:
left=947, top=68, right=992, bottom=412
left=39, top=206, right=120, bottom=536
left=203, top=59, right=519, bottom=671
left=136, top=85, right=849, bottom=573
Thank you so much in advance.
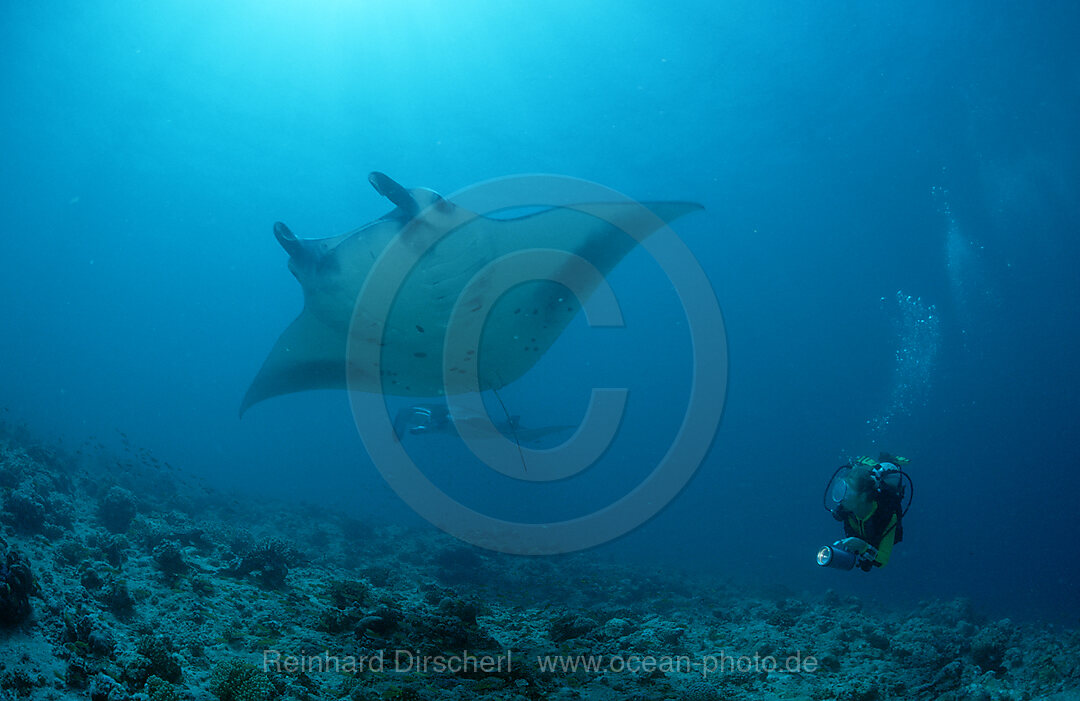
left=1, top=427, right=1077, bottom=701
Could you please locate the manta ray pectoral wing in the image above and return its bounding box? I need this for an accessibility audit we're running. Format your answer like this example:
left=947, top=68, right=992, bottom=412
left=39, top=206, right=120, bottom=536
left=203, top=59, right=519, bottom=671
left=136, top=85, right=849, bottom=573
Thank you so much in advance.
left=239, top=309, right=347, bottom=416
left=581, top=200, right=704, bottom=239
left=515, top=425, right=577, bottom=444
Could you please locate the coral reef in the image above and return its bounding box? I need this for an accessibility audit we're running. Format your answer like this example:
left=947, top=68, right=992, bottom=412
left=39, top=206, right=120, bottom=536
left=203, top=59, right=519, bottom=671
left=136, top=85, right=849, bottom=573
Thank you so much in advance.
left=0, top=428, right=1077, bottom=701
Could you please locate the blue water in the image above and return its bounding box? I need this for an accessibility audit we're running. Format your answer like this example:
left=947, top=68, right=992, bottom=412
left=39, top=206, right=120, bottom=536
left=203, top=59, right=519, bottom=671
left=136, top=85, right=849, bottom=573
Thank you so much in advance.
left=2, top=2, right=1078, bottom=623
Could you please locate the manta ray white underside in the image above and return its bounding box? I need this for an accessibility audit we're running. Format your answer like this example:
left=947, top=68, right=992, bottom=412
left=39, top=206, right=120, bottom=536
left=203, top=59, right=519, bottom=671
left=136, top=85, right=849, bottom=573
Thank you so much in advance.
left=241, top=172, right=701, bottom=415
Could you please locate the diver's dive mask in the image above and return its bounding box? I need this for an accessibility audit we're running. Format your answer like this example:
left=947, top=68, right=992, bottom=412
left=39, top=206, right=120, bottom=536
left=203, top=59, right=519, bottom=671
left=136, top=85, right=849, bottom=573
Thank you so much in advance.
left=823, top=465, right=853, bottom=520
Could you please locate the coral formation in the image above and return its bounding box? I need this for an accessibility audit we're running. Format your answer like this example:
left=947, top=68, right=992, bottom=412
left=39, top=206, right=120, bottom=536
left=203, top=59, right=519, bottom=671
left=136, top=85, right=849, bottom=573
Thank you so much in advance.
left=220, top=538, right=299, bottom=590
left=0, top=545, right=35, bottom=625
left=209, top=659, right=278, bottom=701
left=97, top=486, right=138, bottom=533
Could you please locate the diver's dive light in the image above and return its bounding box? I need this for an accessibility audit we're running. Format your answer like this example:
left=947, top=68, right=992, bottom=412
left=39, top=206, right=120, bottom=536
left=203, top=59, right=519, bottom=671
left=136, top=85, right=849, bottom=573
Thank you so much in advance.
left=816, top=544, right=857, bottom=570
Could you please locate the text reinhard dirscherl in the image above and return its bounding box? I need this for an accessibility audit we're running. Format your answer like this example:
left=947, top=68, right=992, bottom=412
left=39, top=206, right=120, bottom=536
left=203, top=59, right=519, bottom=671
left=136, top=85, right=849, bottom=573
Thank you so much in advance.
left=263, top=649, right=819, bottom=678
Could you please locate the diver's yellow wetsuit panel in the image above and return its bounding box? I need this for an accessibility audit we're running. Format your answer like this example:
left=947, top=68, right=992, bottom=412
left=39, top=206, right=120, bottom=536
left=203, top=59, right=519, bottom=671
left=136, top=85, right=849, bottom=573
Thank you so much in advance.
left=847, top=502, right=898, bottom=567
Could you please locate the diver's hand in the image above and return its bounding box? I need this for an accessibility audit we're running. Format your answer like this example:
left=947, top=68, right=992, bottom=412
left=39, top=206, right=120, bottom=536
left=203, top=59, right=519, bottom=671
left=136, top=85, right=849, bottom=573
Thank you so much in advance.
left=837, top=537, right=870, bottom=554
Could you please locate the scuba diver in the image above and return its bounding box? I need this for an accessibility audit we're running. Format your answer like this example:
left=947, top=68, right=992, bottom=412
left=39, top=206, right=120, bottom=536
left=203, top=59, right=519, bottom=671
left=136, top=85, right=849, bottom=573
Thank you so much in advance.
left=817, top=453, right=912, bottom=572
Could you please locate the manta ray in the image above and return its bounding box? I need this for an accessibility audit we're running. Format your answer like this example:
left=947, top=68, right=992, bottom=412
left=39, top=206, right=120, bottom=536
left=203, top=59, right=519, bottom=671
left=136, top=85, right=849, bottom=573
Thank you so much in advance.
left=392, top=403, right=575, bottom=445
left=240, top=172, right=701, bottom=415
